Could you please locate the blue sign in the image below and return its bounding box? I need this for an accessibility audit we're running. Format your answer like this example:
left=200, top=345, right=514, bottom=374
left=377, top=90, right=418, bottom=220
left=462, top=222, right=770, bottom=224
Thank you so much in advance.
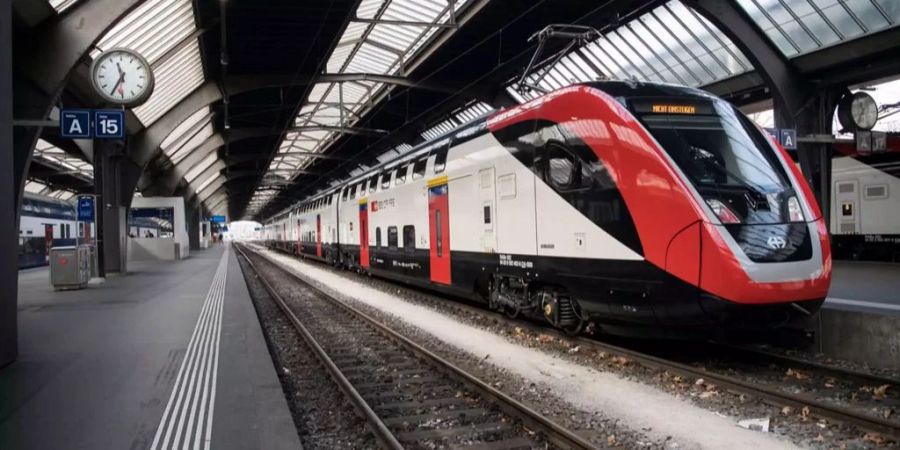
left=76, top=195, right=95, bottom=222
left=781, top=128, right=797, bottom=150
left=210, top=215, right=226, bottom=223
left=94, top=110, right=125, bottom=139
left=60, top=109, right=92, bottom=139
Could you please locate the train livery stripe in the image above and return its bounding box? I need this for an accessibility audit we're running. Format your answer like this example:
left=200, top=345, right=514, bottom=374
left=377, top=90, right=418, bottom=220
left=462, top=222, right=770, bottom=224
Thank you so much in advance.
left=150, top=246, right=228, bottom=450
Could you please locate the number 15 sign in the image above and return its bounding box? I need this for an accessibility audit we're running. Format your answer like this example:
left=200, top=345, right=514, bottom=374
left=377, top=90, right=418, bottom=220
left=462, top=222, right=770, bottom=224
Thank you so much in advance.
left=94, top=110, right=125, bottom=139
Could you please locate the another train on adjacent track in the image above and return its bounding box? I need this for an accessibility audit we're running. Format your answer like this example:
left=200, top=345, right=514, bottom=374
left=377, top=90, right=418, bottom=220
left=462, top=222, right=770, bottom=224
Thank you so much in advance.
left=263, top=81, right=832, bottom=337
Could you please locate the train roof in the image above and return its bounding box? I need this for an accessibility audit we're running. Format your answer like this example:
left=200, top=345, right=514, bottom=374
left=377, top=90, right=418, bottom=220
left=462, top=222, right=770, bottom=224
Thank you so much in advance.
left=581, top=80, right=717, bottom=101
left=277, top=80, right=720, bottom=219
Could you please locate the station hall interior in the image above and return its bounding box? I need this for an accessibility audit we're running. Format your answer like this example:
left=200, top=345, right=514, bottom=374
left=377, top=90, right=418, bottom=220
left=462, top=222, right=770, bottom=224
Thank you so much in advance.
left=3, top=0, right=900, bottom=449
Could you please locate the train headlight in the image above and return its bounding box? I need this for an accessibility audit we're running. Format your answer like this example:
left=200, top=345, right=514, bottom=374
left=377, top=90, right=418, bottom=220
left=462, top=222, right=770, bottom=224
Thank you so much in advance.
left=787, top=196, right=805, bottom=222
left=705, top=199, right=741, bottom=224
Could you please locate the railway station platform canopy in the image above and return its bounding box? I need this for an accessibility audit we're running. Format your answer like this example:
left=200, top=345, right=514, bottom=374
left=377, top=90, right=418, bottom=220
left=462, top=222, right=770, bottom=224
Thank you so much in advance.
left=3, top=0, right=900, bottom=365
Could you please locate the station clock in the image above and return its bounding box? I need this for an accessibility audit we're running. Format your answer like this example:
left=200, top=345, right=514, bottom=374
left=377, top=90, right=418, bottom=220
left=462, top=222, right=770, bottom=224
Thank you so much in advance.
left=837, top=91, right=879, bottom=132
left=89, top=48, right=155, bottom=107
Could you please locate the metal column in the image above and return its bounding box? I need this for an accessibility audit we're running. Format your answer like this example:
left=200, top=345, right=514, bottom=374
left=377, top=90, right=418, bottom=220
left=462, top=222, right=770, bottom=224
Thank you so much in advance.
left=1, top=0, right=17, bottom=367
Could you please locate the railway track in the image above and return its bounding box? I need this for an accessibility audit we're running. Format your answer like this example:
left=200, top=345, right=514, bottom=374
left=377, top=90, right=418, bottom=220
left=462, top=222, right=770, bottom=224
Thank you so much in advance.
left=235, top=243, right=599, bottom=450
left=252, top=244, right=900, bottom=442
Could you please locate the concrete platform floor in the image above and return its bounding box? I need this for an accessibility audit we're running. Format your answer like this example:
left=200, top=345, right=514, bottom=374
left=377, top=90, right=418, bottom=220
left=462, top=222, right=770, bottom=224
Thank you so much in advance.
left=826, top=260, right=900, bottom=315
left=1, top=244, right=300, bottom=450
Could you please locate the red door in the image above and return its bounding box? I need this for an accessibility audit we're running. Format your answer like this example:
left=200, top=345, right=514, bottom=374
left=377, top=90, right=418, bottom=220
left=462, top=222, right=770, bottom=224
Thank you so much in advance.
left=358, top=201, right=369, bottom=268
left=316, top=214, right=322, bottom=258
left=428, top=181, right=451, bottom=284
left=297, top=219, right=303, bottom=255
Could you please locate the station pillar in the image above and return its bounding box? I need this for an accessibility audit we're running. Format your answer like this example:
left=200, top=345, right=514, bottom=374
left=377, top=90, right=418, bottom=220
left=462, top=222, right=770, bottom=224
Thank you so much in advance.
left=1, top=0, right=17, bottom=368
left=187, top=203, right=201, bottom=251
left=94, top=139, right=129, bottom=275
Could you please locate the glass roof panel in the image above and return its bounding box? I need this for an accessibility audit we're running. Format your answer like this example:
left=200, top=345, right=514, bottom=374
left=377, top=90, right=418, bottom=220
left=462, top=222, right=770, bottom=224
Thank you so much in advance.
left=24, top=180, right=48, bottom=194
left=194, top=172, right=220, bottom=196
left=48, top=0, right=80, bottom=13
left=509, top=1, right=752, bottom=100
left=184, top=153, right=218, bottom=183
left=161, top=107, right=212, bottom=152
left=92, top=0, right=196, bottom=64
left=32, top=139, right=94, bottom=181
left=248, top=0, right=479, bottom=217
left=132, top=40, right=205, bottom=126
left=169, top=123, right=215, bottom=165
left=738, top=0, right=897, bottom=57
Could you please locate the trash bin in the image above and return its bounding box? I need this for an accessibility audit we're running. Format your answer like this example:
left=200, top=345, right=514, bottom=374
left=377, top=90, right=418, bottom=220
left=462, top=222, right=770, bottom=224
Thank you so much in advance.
left=50, top=245, right=91, bottom=290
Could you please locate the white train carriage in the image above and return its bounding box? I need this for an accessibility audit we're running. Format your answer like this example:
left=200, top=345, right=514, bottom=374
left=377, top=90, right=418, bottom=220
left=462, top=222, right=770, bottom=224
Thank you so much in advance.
left=831, top=154, right=900, bottom=261
left=266, top=81, right=831, bottom=335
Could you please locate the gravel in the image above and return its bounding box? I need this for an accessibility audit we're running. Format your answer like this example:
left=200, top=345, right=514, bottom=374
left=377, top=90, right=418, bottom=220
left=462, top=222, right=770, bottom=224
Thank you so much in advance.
left=236, top=252, right=376, bottom=450
left=248, top=244, right=900, bottom=449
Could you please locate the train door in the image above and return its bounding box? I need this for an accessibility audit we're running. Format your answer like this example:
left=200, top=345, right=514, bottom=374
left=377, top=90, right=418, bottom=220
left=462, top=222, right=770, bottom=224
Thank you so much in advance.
left=316, top=214, right=322, bottom=258
left=834, top=179, right=860, bottom=234
left=358, top=200, right=370, bottom=268
left=44, top=224, right=54, bottom=262
left=478, top=167, right=497, bottom=252
left=428, top=179, right=451, bottom=284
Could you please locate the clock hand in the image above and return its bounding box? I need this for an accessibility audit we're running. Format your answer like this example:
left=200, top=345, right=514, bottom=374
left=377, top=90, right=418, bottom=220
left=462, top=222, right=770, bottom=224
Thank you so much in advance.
left=110, top=71, right=125, bottom=96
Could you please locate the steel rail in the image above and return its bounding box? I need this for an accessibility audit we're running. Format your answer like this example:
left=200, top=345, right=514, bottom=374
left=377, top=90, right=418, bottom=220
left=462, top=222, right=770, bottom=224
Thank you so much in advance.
left=710, top=342, right=900, bottom=388
left=237, top=243, right=599, bottom=450
left=235, top=244, right=404, bottom=450
left=258, top=243, right=900, bottom=440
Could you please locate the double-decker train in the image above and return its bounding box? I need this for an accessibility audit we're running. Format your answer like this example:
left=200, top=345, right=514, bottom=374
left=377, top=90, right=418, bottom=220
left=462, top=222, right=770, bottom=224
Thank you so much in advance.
left=18, top=192, right=78, bottom=269
left=264, top=81, right=831, bottom=336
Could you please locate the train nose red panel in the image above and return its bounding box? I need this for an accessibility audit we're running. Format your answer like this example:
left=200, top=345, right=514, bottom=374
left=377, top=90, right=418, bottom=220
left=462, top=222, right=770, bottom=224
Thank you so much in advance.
left=698, top=219, right=831, bottom=304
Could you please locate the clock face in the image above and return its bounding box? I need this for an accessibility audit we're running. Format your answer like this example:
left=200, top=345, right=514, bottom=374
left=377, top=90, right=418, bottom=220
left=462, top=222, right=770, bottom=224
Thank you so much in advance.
left=850, top=93, right=878, bottom=130
left=90, top=49, right=154, bottom=106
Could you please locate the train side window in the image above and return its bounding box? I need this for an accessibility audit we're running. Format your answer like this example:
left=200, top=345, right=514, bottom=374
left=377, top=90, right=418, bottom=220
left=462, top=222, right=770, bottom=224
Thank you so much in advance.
left=435, top=210, right=443, bottom=257
left=396, top=165, right=408, bottom=185
left=382, top=171, right=393, bottom=190
left=434, top=146, right=448, bottom=173
left=387, top=226, right=398, bottom=249
left=358, top=182, right=366, bottom=197
left=376, top=227, right=382, bottom=248
left=412, top=158, right=427, bottom=180
left=483, top=205, right=491, bottom=224
left=369, top=175, right=378, bottom=193
left=543, top=143, right=593, bottom=192
left=402, top=225, right=415, bottom=251
left=341, top=187, right=349, bottom=201
left=348, top=185, right=356, bottom=200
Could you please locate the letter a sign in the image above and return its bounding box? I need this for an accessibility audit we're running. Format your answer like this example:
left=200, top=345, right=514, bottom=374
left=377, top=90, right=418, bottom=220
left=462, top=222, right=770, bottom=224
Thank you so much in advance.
left=781, top=128, right=797, bottom=150
left=60, top=110, right=92, bottom=139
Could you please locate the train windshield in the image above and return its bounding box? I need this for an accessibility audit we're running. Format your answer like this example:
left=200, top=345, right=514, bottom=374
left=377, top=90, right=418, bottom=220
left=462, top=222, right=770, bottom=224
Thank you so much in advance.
left=632, top=98, right=802, bottom=225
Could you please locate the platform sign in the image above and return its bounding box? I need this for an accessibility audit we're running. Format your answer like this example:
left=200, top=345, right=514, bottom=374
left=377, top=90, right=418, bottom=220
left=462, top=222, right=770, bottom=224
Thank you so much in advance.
left=872, top=131, right=887, bottom=153
left=780, top=128, right=797, bottom=150
left=856, top=131, right=872, bottom=154
left=210, top=215, right=226, bottom=223
left=76, top=195, right=95, bottom=222
left=60, top=109, right=92, bottom=139
left=94, top=110, right=125, bottom=139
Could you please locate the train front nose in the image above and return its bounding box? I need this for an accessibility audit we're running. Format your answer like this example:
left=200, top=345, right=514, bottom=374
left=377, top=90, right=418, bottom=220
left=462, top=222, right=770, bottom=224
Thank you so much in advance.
left=697, top=217, right=831, bottom=321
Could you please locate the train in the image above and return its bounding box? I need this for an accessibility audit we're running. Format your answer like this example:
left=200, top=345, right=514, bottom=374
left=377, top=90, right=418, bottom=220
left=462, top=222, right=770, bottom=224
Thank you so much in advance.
left=263, top=81, right=832, bottom=337
left=18, top=192, right=78, bottom=269
left=830, top=148, right=900, bottom=262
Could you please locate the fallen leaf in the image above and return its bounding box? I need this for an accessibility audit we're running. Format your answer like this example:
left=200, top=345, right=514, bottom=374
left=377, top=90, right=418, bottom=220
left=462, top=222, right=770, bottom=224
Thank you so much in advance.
left=781, top=406, right=794, bottom=415
left=607, top=435, right=617, bottom=446
left=567, top=346, right=580, bottom=354
left=883, top=408, right=894, bottom=419
left=813, top=434, right=825, bottom=443
left=695, top=378, right=705, bottom=386
left=785, top=368, right=809, bottom=381
left=699, top=391, right=717, bottom=399
left=801, top=406, right=811, bottom=420
left=863, top=432, right=886, bottom=446
left=873, top=384, right=890, bottom=400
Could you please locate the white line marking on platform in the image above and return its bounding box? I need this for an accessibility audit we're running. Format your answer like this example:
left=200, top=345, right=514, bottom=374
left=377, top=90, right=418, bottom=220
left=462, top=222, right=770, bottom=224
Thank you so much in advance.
left=150, top=246, right=229, bottom=450
left=825, top=297, right=900, bottom=313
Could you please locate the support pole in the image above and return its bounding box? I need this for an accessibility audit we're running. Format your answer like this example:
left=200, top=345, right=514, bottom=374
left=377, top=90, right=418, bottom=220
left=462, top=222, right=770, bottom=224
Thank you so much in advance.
left=1, top=0, right=17, bottom=367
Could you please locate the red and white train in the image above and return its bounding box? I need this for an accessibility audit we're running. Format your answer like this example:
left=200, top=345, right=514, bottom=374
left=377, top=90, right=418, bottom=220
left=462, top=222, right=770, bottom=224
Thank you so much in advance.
left=264, top=81, right=831, bottom=336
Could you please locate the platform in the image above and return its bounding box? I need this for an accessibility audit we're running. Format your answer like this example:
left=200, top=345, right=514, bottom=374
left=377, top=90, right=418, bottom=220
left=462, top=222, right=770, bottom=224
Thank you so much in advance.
left=0, top=244, right=300, bottom=450
left=825, top=260, right=900, bottom=315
